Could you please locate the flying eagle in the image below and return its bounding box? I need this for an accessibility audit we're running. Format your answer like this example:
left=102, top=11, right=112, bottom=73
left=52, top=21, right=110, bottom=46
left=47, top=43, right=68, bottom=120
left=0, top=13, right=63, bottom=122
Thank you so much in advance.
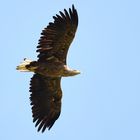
left=16, top=5, right=80, bottom=132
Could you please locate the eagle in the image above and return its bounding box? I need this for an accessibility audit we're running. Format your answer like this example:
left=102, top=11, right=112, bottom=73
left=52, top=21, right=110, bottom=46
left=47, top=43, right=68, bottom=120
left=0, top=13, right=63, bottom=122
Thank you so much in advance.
left=16, top=5, right=80, bottom=133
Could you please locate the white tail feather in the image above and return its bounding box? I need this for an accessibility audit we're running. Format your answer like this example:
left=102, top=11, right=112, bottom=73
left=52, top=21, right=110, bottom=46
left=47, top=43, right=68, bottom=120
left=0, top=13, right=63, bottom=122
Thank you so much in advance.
left=16, top=58, right=32, bottom=72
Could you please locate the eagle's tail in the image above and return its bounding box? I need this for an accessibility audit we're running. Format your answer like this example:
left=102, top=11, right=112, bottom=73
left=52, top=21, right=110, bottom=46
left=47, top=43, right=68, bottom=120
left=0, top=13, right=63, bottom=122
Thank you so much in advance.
left=16, top=58, right=33, bottom=72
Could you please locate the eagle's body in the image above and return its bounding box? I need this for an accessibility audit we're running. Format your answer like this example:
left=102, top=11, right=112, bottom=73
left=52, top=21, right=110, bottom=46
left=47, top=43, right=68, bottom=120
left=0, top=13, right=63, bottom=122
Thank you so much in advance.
left=17, top=5, right=79, bottom=132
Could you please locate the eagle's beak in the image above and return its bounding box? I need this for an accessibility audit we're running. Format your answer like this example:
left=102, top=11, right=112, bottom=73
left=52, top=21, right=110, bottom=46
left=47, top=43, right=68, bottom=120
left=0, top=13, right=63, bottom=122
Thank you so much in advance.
left=73, top=70, right=81, bottom=75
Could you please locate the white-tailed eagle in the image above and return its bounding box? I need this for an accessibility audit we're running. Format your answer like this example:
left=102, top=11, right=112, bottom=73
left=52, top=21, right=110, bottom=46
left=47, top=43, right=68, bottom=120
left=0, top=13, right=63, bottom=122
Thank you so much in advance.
left=17, top=5, right=79, bottom=133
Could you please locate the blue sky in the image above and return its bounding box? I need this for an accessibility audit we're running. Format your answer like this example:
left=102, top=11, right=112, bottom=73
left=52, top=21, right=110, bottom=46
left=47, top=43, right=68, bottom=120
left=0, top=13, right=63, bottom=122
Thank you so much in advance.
left=0, top=0, right=140, bottom=139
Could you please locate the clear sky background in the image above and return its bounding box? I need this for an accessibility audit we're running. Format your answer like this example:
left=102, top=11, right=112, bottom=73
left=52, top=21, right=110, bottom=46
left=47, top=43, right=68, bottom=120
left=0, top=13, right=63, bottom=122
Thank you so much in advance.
left=0, top=0, right=140, bottom=139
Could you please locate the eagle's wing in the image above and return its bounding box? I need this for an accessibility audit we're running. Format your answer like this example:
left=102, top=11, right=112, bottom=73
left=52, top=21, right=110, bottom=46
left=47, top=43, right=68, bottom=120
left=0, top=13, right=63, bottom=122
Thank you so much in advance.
left=30, top=74, right=62, bottom=132
left=37, top=5, right=78, bottom=64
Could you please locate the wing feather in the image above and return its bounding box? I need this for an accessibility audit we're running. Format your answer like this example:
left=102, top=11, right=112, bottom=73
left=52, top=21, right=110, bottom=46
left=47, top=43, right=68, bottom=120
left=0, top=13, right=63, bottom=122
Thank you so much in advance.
left=30, top=74, right=62, bottom=132
left=37, top=5, right=78, bottom=64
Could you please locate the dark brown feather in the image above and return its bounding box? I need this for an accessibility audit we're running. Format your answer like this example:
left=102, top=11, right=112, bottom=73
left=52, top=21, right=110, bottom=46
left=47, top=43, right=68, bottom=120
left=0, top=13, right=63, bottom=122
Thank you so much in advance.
left=37, top=4, right=78, bottom=64
left=30, top=74, right=62, bottom=132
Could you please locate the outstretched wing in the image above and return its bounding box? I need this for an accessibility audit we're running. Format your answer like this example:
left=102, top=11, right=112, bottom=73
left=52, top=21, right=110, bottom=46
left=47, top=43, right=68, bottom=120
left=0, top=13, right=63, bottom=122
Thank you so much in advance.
left=37, top=5, right=78, bottom=64
left=30, top=74, right=62, bottom=132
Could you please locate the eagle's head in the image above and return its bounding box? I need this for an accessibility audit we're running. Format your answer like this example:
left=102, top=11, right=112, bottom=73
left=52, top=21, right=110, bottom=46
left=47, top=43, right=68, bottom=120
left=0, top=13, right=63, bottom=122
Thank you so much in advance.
left=62, top=65, right=80, bottom=77
left=67, top=69, right=81, bottom=76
